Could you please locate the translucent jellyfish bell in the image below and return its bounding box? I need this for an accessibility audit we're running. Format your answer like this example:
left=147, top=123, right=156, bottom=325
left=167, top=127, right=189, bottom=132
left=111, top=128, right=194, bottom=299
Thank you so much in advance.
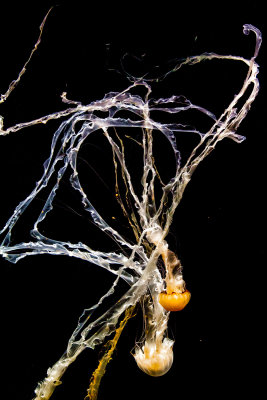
left=134, top=338, right=174, bottom=377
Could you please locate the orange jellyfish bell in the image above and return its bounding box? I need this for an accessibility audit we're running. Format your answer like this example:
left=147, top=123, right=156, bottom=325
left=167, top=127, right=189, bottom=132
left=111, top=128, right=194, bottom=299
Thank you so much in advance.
left=159, top=289, right=191, bottom=312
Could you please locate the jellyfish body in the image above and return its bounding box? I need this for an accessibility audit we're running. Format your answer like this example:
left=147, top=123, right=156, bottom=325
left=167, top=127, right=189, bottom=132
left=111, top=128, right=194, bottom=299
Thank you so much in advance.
left=134, top=338, right=174, bottom=377
left=159, top=289, right=191, bottom=311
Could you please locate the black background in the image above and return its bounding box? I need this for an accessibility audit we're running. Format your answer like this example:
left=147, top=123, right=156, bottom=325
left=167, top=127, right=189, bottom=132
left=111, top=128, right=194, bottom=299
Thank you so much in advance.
left=0, top=2, right=265, bottom=400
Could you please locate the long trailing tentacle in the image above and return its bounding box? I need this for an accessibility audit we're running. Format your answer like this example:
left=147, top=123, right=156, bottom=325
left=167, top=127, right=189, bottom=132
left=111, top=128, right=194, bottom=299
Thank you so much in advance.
left=0, top=19, right=261, bottom=400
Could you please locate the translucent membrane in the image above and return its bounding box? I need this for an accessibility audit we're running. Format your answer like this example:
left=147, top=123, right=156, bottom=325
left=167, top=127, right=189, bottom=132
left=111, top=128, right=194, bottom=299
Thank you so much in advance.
left=0, top=18, right=261, bottom=400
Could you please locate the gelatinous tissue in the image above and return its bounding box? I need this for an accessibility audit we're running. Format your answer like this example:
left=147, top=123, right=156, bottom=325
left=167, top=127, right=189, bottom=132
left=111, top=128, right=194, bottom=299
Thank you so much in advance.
left=0, top=11, right=261, bottom=400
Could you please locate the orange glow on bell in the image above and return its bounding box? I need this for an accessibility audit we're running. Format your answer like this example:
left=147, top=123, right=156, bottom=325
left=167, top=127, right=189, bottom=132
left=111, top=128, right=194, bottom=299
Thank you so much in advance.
left=159, top=289, right=191, bottom=311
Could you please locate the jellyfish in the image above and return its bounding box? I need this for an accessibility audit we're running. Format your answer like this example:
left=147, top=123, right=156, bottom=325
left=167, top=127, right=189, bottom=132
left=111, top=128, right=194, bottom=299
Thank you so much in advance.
left=0, top=11, right=261, bottom=400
